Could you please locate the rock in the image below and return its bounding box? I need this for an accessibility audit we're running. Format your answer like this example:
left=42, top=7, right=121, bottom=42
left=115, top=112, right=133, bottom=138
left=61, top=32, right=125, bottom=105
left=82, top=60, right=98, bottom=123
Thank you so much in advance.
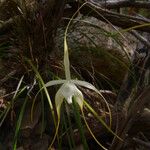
left=17, top=146, right=24, bottom=150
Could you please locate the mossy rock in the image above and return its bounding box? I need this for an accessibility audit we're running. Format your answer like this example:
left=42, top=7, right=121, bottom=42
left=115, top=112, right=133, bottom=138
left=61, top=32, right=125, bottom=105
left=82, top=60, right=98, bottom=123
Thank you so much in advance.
left=70, top=46, right=130, bottom=89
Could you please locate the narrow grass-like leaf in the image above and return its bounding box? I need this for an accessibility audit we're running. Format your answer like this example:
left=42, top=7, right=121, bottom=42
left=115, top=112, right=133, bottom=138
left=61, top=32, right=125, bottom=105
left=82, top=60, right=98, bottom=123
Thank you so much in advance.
left=65, top=102, right=76, bottom=149
left=118, top=23, right=150, bottom=34
left=0, top=106, right=10, bottom=127
left=13, top=96, right=28, bottom=150
left=48, top=116, right=60, bottom=150
left=31, top=82, right=45, bottom=137
left=12, top=76, right=24, bottom=109
left=62, top=108, right=74, bottom=149
left=72, top=97, right=89, bottom=150
left=83, top=100, right=122, bottom=141
left=39, top=83, right=45, bottom=137
left=27, top=60, right=54, bottom=112
left=81, top=109, right=108, bottom=150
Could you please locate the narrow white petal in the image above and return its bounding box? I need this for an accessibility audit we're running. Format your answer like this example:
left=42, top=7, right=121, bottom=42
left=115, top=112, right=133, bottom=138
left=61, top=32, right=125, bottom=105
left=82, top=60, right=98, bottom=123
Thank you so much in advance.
left=45, top=80, right=66, bottom=87
left=71, top=80, right=106, bottom=101
left=64, top=38, right=71, bottom=80
left=55, top=89, right=64, bottom=118
left=75, top=96, right=84, bottom=109
left=71, top=80, right=99, bottom=92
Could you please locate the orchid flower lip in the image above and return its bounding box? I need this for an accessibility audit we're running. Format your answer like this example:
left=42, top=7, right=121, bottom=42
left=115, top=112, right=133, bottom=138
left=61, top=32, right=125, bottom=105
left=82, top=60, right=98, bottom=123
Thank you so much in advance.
left=59, top=82, right=83, bottom=104
left=55, top=80, right=84, bottom=113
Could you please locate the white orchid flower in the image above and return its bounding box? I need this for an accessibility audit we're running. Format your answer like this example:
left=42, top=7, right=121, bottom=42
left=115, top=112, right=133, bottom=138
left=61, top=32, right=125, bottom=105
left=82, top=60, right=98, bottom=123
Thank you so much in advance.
left=44, top=79, right=109, bottom=119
